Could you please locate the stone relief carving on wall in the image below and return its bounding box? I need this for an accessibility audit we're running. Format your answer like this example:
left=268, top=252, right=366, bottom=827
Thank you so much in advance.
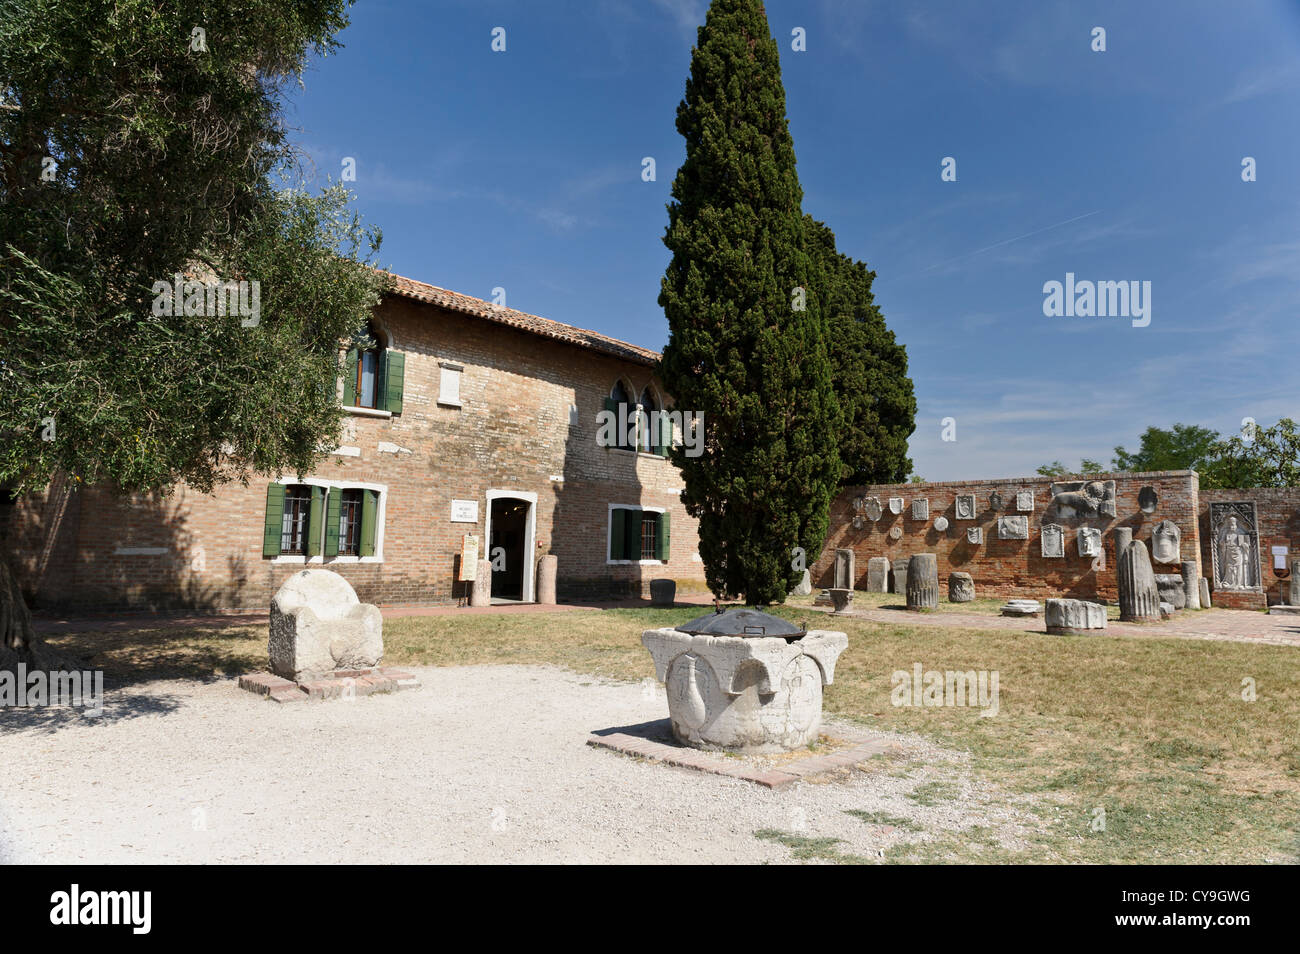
left=1210, top=502, right=1261, bottom=591
left=1078, top=527, right=1102, bottom=558
left=1041, top=524, right=1065, bottom=558
left=989, top=492, right=1004, bottom=511
left=888, top=497, right=905, bottom=515
left=998, top=515, right=1029, bottom=540
left=1150, top=519, right=1181, bottom=564
left=911, top=498, right=929, bottom=521
left=967, top=527, right=983, bottom=544
left=1048, top=480, right=1117, bottom=519
left=1016, top=491, right=1034, bottom=512
left=863, top=497, right=882, bottom=521
left=955, top=494, right=976, bottom=520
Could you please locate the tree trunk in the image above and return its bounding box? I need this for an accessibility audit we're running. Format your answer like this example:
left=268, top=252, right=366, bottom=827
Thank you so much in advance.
left=0, top=556, right=73, bottom=672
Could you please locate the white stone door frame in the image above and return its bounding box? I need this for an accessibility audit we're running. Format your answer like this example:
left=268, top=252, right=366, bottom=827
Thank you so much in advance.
left=484, top=489, right=538, bottom=603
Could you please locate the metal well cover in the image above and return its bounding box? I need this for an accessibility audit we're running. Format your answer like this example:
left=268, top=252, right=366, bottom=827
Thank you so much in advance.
left=675, top=607, right=806, bottom=640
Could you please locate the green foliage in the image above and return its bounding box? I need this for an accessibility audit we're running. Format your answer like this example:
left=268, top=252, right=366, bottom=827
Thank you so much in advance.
left=658, top=0, right=840, bottom=605
left=1201, top=418, right=1300, bottom=489
left=0, top=0, right=381, bottom=494
left=1112, top=424, right=1220, bottom=474
left=1037, top=458, right=1106, bottom=477
left=806, top=215, right=915, bottom=485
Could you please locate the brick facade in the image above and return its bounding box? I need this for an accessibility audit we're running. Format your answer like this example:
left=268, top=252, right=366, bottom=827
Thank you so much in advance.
left=5, top=286, right=707, bottom=612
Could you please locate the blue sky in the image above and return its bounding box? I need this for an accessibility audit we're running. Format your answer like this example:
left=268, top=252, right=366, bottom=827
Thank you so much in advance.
left=286, top=0, right=1300, bottom=481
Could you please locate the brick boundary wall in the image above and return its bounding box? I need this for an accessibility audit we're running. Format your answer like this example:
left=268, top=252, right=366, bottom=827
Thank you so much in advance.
left=1199, top=488, right=1300, bottom=610
left=813, top=471, right=1201, bottom=603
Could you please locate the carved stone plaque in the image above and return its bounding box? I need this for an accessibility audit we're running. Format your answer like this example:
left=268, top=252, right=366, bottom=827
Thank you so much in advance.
left=967, top=527, right=983, bottom=545
left=1138, top=486, right=1158, bottom=514
left=1151, top=519, right=1181, bottom=564
left=852, top=496, right=865, bottom=512
left=1078, top=527, right=1102, bottom=558
left=955, top=494, right=976, bottom=520
left=911, top=498, right=929, bottom=521
left=1041, top=524, right=1065, bottom=558
left=933, top=516, right=949, bottom=532
left=888, top=497, right=905, bottom=515
left=1209, top=502, right=1261, bottom=591
left=1049, top=479, right=1117, bottom=519
left=989, top=492, right=1004, bottom=511
left=863, top=497, right=882, bottom=521
left=851, top=515, right=864, bottom=530
left=888, top=525, right=902, bottom=541
left=998, top=515, right=1029, bottom=540
left=1016, top=491, right=1034, bottom=512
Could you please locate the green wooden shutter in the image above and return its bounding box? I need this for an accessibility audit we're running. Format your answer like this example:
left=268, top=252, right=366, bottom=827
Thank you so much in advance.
left=342, top=348, right=358, bottom=406
left=610, top=507, right=625, bottom=560
left=360, top=490, right=379, bottom=557
left=655, top=510, right=671, bottom=562
left=262, top=484, right=285, bottom=557
left=324, top=488, right=342, bottom=557
left=306, top=486, right=325, bottom=557
left=384, top=351, right=404, bottom=414
left=658, top=412, right=672, bottom=458
left=624, top=508, right=642, bottom=561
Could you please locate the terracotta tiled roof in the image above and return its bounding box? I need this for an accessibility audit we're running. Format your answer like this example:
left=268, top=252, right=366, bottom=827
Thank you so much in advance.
left=383, top=271, right=660, bottom=367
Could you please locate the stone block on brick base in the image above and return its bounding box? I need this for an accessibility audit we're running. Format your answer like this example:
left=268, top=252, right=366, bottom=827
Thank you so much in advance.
left=866, top=557, right=889, bottom=593
left=268, top=569, right=383, bottom=682
left=1045, top=598, right=1106, bottom=635
left=650, top=578, right=676, bottom=607
left=948, top=572, right=975, bottom=603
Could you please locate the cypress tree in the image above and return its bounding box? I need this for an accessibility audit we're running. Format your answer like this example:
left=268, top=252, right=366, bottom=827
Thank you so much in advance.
left=806, top=216, right=917, bottom=485
left=658, top=0, right=841, bottom=605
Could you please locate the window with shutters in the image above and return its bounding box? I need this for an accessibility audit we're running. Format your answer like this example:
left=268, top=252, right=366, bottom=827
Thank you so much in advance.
left=338, top=489, right=363, bottom=556
left=606, top=380, right=634, bottom=450
left=264, top=481, right=386, bottom=563
left=280, top=485, right=313, bottom=555
left=607, top=505, right=670, bottom=564
left=342, top=321, right=404, bottom=415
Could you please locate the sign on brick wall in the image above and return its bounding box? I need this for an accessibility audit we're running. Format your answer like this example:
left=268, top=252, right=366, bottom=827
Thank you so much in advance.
left=450, top=499, right=479, bottom=523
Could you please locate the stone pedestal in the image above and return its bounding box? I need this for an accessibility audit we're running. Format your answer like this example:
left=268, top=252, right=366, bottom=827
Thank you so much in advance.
left=834, top=549, right=856, bottom=590
left=470, top=559, right=493, bottom=607
left=1000, top=599, right=1042, bottom=617
left=1199, top=578, right=1211, bottom=609
left=1114, top=527, right=1133, bottom=557
left=1180, top=561, right=1200, bottom=610
left=641, top=627, right=849, bottom=752
left=829, top=587, right=853, bottom=614
left=1118, top=541, right=1161, bottom=623
left=537, top=555, right=557, bottom=605
left=892, top=558, right=909, bottom=595
left=1046, top=598, right=1106, bottom=635
left=649, top=578, right=676, bottom=607
left=866, top=557, right=889, bottom=593
left=948, top=572, right=975, bottom=603
left=906, top=554, right=939, bottom=611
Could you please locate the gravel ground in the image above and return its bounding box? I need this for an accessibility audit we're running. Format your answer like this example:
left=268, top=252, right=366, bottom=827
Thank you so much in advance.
left=0, top=665, right=1040, bottom=864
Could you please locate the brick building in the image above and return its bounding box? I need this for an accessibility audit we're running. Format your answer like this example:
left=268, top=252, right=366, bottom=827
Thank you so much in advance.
left=2, top=273, right=708, bottom=612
